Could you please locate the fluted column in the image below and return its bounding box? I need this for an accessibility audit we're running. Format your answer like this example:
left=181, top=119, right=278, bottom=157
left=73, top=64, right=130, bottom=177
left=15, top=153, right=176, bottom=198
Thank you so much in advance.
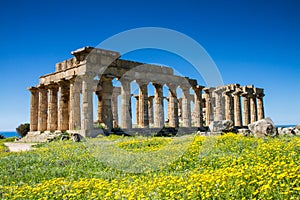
left=232, top=89, right=243, bottom=126
left=134, top=95, right=140, bottom=126
left=81, top=74, right=94, bottom=131
left=241, top=92, right=250, bottom=126
left=182, top=87, right=191, bottom=127
left=68, top=77, right=81, bottom=130
left=120, top=79, right=132, bottom=129
left=47, top=84, right=58, bottom=131
left=224, top=89, right=234, bottom=122
left=154, top=83, right=164, bottom=128
left=148, top=96, right=154, bottom=127
left=178, top=98, right=182, bottom=122
left=37, top=86, right=48, bottom=132
left=112, top=95, right=118, bottom=128
left=193, top=85, right=204, bottom=127
left=214, top=88, right=225, bottom=121
left=28, top=87, right=39, bottom=131
left=168, top=85, right=179, bottom=128
left=137, top=81, right=149, bottom=128
left=203, top=88, right=214, bottom=126
left=58, top=80, right=70, bottom=131
left=99, top=76, right=114, bottom=129
left=256, top=89, right=265, bottom=120
left=250, top=93, right=257, bottom=123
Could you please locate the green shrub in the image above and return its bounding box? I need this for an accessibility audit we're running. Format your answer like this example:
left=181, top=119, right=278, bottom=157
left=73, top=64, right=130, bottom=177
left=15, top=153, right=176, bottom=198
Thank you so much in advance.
left=16, top=123, right=30, bottom=137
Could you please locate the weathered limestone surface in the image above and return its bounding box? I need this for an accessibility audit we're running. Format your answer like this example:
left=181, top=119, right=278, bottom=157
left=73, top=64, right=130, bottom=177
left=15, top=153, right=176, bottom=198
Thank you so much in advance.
left=28, top=46, right=266, bottom=138
left=148, top=96, right=154, bottom=127
left=29, top=87, right=39, bottom=131
left=120, top=79, right=132, bottom=129
left=209, top=120, right=234, bottom=133
left=138, top=81, right=149, bottom=128
left=47, top=84, right=58, bottom=131
left=154, top=83, right=164, bottom=128
left=232, top=88, right=243, bottom=126
left=58, top=80, right=69, bottom=131
left=248, top=118, right=276, bottom=137
left=38, top=86, right=48, bottom=132
left=182, top=87, right=191, bottom=127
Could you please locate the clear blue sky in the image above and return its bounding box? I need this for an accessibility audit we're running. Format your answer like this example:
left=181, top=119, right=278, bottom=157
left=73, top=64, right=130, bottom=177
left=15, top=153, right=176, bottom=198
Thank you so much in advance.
left=0, top=0, right=299, bottom=131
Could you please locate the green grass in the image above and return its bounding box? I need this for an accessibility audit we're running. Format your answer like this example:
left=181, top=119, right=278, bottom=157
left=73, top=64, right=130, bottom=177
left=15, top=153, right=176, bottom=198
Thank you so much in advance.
left=0, top=134, right=300, bottom=199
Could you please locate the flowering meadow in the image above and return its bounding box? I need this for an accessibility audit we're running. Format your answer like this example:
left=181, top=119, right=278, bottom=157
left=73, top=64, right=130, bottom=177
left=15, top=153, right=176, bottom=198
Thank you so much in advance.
left=0, top=133, right=299, bottom=199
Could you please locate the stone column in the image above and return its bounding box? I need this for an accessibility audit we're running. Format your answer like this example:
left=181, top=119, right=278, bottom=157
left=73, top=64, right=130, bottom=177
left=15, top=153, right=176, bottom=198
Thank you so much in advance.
left=148, top=96, right=154, bottom=127
left=58, top=80, right=70, bottom=131
left=224, top=89, right=234, bottom=122
left=112, top=94, right=118, bottom=128
left=137, top=81, right=149, bottom=128
left=250, top=93, right=257, bottom=123
left=134, top=95, right=140, bottom=126
left=99, top=76, right=114, bottom=129
left=182, top=87, right=191, bottom=127
left=112, top=89, right=119, bottom=128
left=81, top=74, right=94, bottom=131
left=241, top=92, right=250, bottom=126
left=214, top=87, right=225, bottom=121
left=178, top=98, right=182, bottom=122
left=203, top=88, right=214, bottom=126
left=256, top=89, right=265, bottom=120
left=97, top=83, right=102, bottom=123
left=28, top=87, right=39, bottom=131
left=154, top=83, right=164, bottom=128
left=69, top=77, right=82, bottom=130
left=38, top=86, right=48, bottom=132
left=193, top=85, right=204, bottom=127
left=47, top=84, right=58, bottom=131
left=120, top=79, right=132, bottom=129
left=168, top=85, right=179, bottom=128
left=232, top=89, right=243, bottom=126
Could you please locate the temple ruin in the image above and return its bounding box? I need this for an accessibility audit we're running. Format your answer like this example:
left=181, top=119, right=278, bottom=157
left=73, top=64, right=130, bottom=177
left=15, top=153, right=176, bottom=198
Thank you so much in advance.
left=28, top=47, right=265, bottom=137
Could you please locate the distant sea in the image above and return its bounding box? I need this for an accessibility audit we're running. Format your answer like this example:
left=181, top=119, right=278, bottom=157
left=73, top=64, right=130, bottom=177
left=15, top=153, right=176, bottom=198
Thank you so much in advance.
left=0, top=132, right=19, bottom=138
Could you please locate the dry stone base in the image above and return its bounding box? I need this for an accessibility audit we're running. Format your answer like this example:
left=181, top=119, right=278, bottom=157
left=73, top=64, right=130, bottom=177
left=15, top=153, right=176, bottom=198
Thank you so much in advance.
left=248, top=118, right=277, bottom=137
left=20, top=131, right=61, bottom=143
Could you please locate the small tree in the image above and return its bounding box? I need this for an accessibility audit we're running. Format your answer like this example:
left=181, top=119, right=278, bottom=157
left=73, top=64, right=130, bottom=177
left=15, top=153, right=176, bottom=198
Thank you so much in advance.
left=0, top=134, right=4, bottom=139
left=16, top=123, right=30, bottom=138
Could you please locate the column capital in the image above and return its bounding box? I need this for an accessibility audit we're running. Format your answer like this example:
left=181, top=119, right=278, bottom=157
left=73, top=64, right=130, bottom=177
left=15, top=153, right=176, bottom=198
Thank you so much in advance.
left=152, top=82, right=164, bottom=87
left=256, top=93, right=265, bottom=99
left=241, top=91, right=252, bottom=98
left=38, top=84, right=48, bottom=92
left=255, top=88, right=265, bottom=98
left=224, top=89, right=234, bottom=96
left=214, top=87, right=225, bottom=94
left=148, top=96, right=155, bottom=101
left=203, top=87, right=215, bottom=94
left=48, top=82, right=59, bottom=91
left=193, top=85, right=205, bottom=91
left=232, top=88, right=243, bottom=96
left=28, top=86, right=39, bottom=93
left=58, top=79, right=69, bottom=87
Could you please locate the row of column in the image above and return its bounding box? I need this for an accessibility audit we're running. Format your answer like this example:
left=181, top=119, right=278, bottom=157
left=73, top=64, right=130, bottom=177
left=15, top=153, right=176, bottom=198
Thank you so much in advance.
left=203, top=85, right=265, bottom=126
left=29, top=77, right=83, bottom=132
left=119, top=80, right=204, bottom=128
left=30, top=76, right=263, bottom=133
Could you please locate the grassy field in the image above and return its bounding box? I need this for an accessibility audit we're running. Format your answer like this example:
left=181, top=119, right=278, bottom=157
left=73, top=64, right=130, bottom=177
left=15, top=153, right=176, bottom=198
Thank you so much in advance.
left=0, top=133, right=300, bottom=199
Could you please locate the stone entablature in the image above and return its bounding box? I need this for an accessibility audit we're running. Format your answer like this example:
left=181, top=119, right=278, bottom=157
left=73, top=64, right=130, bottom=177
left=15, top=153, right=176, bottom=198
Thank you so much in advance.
left=28, top=46, right=265, bottom=137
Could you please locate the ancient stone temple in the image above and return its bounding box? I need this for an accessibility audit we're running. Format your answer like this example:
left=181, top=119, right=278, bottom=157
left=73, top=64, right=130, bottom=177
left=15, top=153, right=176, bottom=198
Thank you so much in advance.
left=28, top=47, right=265, bottom=137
